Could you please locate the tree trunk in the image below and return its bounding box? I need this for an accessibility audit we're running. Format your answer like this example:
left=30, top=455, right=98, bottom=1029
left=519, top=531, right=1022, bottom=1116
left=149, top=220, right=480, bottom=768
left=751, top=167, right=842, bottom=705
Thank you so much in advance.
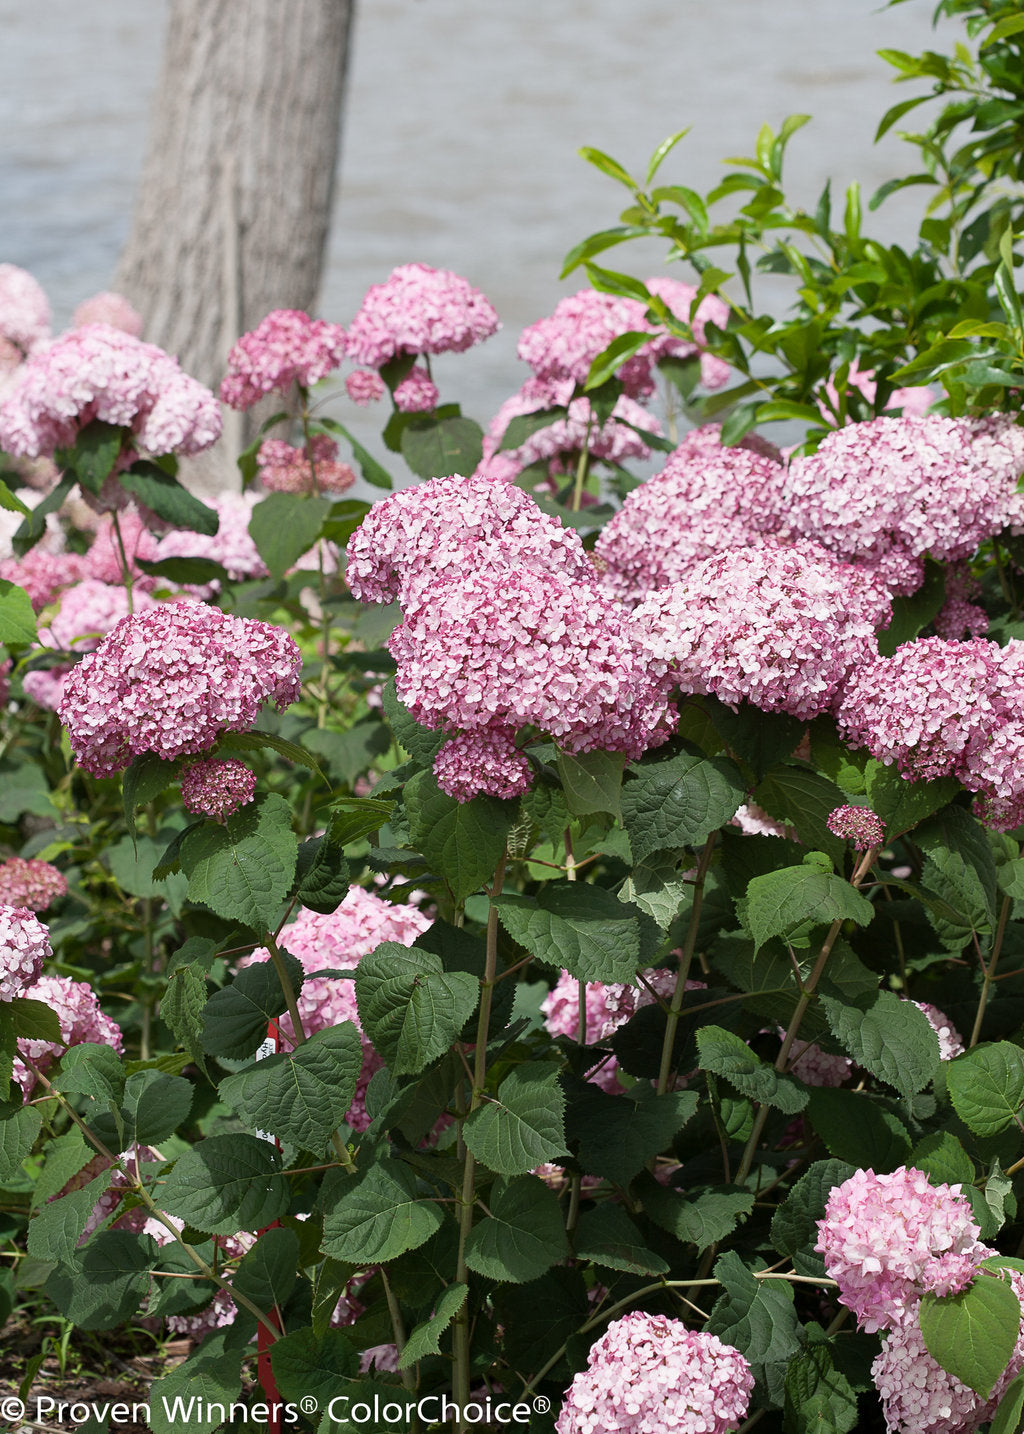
left=116, top=0, right=354, bottom=401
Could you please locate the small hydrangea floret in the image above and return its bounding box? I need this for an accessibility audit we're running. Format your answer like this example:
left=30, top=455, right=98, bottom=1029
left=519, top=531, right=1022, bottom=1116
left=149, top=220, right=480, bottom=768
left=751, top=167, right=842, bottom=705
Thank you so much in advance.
left=826, top=804, right=886, bottom=850
left=181, top=759, right=257, bottom=822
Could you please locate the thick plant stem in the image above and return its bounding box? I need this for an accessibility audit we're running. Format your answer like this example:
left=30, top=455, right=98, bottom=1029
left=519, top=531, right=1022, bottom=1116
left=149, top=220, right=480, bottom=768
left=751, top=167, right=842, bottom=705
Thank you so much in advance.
left=265, top=932, right=307, bottom=1044
left=452, top=851, right=507, bottom=1430
left=970, top=894, right=1012, bottom=1048
left=657, top=835, right=716, bottom=1096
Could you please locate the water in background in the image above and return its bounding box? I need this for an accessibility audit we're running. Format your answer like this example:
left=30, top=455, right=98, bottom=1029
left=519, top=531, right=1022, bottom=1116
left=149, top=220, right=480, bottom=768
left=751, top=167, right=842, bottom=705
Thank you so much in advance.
left=0, top=0, right=955, bottom=443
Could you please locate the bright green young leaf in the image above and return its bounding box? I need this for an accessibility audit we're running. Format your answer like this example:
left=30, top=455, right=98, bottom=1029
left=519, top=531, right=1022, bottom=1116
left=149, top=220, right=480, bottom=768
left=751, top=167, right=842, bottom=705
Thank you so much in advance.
left=464, top=1176, right=569, bottom=1283
left=745, top=859, right=874, bottom=950
left=0, top=579, right=37, bottom=646
left=920, top=1275, right=1021, bottom=1398
left=464, top=1062, right=568, bottom=1176
left=355, top=943, right=479, bottom=1076
left=397, top=1284, right=468, bottom=1369
left=820, top=989, right=940, bottom=1102
left=947, top=1043, right=1024, bottom=1138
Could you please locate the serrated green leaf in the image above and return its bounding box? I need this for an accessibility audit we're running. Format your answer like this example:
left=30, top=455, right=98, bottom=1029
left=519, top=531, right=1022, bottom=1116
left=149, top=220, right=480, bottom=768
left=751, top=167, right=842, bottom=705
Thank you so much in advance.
left=200, top=950, right=305, bottom=1059
left=292, top=833, right=350, bottom=914
left=147, top=1335, right=245, bottom=1434
left=30, top=1130, right=93, bottom=1209
left=320, top=1158, right=446, bottom=1263
left=161, top=959, right=210, bottom=1075
left=989, top=1372, right=1024, bottom=1434
left=0, top=579, right=37, bottom=646
left=621, top=750, right=744, bottom=862
left=574, top=1202, right=668, bottom=1274
left=697, top=1026, right=808, bottom=1112
left=319, top=417, right=393, bottom=490
left=60, top=420, right=123, bottom=495
left=464, top=1175, right=569, bottom=1283
left=180, top=792, right=298, bottom=929
left=6, top=997, right=62, bottom=1044
left=754, top=766, right=848, bottom=864
left=495, top=881, right=654, bottom=985
left=910, top=1130, right=975, bottom=1188
left=745, top=861, right=874, bottom=950
left=707, top=1249, right=803, bottom=1393
left=122, top=753, right=181, bottom=840
left=820, top=990, right=940, bottom=1102
left=219, top=728, right=328, bottom=783
left=329, top=795, right=396, bottom=848
left=0, top=478, right=29, bottom=517
left=920, top=1274, right=1021, bottom=1398
left=642, top=1180, right=754, bottom=1253
left=404, top=768, right=513, bottom=903
left=160, top=1134, right=290, bottom=1235
left=805, top=1089, right=910, bottom=1174
left=54, top=1043, right=126, bottom=1102
left=401, top=415, right=483, bottom=479
left=397, top=1283, right=468, bottom=1369
left=231, top=1226, right=299, bottom=1313
left=865, top=762, right=960, bottom=840
left=497, top=406, right=569, bottom=453
left=947, top=1043, right=1024, bottom=1138
left=0, top=1096, right=41, bottom=1181
left=556, top=749, right=625, bottom=820
left=119, top=463, right=220, bottom=534
left=248, top=491, right=331, bottom=579
left=355, top=943, right=479, bottom=1076
left=46, top=1231, right=158, bottom=1331
left=771, top=1159, right=857, bottom=1278
left=784, top=1343, right=859, bottom=1434
left=464, top=1062, right=568, bottom=1176
left=27, top=1170, right=113, bottom=1264
left=89, top=1069, right=193, bottom=1148
left=564, top=1080, right=697, bottom=1186
left=220, top=1024, right=362, bottom=1151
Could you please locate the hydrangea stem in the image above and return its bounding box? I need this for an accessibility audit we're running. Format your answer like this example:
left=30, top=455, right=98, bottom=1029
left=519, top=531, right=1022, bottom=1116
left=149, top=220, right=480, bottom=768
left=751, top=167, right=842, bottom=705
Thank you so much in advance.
left=570, top=416, right=594, bottom=512
left=657, top=835, right=716, bottom=1096
left=970, top=893, right=1012, bottom=1048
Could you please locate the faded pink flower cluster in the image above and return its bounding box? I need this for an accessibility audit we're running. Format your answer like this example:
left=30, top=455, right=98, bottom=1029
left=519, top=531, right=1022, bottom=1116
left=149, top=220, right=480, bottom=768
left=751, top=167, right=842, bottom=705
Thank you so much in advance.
left=393, top=364, right=440, bottom=413
left=555, top=1313, right=753, bottom=1434
left=0, top=547, right=89, bottom=610
left=220, top=309, right=346, bottom=409
left=0, top=859, right=67, bottom=912
left=913, top=1001, right=965, bottom=1062
left=0, top=263, right=51, bottom=365
left=0, top=323, right=222, bottom=459
left=72, top=291, right=143, bottom=337
left=0, top=905, right=52, bottom=1002
left=345, top=262, right=500, bottom=367
left=433, top=730, right=533, bottom=802
left=826, top=804, right=886, bottom=850
left=256, top=434, right=356, bottom=494
left=345, top=369, right=386, bottom=406
left=14, top=972, right=123, bottom=1094
left=837, top=636, right=1024, bottom=830
left=57, top=601, right=302, bottom=777
left=631, top=542, right=891, bottom=721
left=180, top=759, right=257, bottom=822
left=485, top=379, right=661, bottom=478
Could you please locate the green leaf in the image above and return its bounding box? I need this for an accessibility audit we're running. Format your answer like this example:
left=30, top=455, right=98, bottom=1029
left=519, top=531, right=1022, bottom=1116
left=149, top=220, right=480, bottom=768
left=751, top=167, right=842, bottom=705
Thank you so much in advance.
left=304, top=721, right=391, bottom=790
left=805, top=1089, right=911, bottom=1173
left=46, top=1231, right=158, bottom=1331
left=947, top=1043, right=1024, bottom=1138
left=159, top=1134, right=291, bottom=1235
left=27, top=1170, right=113, bottom=1264
left=705, top=700, right=805, bottom=779
left=355, top=943, right=479, bottom=1077
left=745, top=860, right=874, bottom=950
left=201, top=950, right=306, bottom=1059
left=877, top=560, right=947, bottom=657
left=920, top=1274, right=1021, bottom=1398
left=320, top=1158, right=446, bottom=1263
left=754, top=766, right=848, bottom=863
left=981, top=13, right=1024, bottom=46
left=61, top=420, right=123, bottom=495
left=464, top=1062, right=568, bottom=1176
left=381, top=679, right=444, bottom=763
left=496, top=406, right=568, bottom=453
left=0, top=1097, right=41, bottom=1181
left=642, top=1180, right=755, bottom=1253
left=404, top=768, right=514, bottom=903
left=564, top=1080, right=698, bottom=1186
left=621, top=750, right=744, bottom=862
left=89, top=1069, right=194, bottom=1148
left=579, top=146, right=638, bottom=190
left=397, top=1283, right=468, bottom=1369
left=784, top=1344, right=859, bottom=1434
left=585, top=330, right=655, bottom=390
left=646, top=126, right=690, bottom=183
left=271, top=1327, right=358, bottom=1406
left=820, top=990, right=940, bottom=1102
left=494, top=1268, right=589, bottom=1376
left=771, top=1159, right=857, bottom=1278
left=6, top=997, right=61, bottom=1044
left=910, top=1130, right=975, bottom=1189
left=400, top=415, right=484, bottom=479
left=864, top=762, right=959, bottom=840
left=697, top=1026, right=808, bottom=1113
left=180, top=792, right=298, bottom=930
left=556, top=749, right=626, bottom=820
left=219, top=728, right=328, bottom=782
left=30, top=1130, right=93, bottom=1209
left=12, top=473, right=75, bottom=557
left=0, top=580, right=37, bottom=646
left=147, top=1336, right=245, bottom=1434
left=464, top=1175, right=570, bottom=1283
left=707, top=1249, right=803, bottom=1393
left=54, top=1043, right=126, bottom=1103
left=0, top=478, right=29, bottom=517
left=574, top=1202, right=669, bottom=1274
left=293, top=833, right=350, bottom=915
left=989, top=1373, right=1024, bottom=1434
left=248, top=492, right=331, bottom=580
left=119, top=463, right=220, bottom=534
left=319, top=418, right=394, bottom=490
left=122, top=753, right=181, bottom=840
left=231, top=1226, right=299, bottom=1313
left=136, top=554, right=232, bottom=587
left=220, top=1025, right=362, bottom=1151
left=330, top=795, right=396, bottom=848
left=494, top=882, right=654, bottom=985
left=162, top=960, right=210, bottom=1074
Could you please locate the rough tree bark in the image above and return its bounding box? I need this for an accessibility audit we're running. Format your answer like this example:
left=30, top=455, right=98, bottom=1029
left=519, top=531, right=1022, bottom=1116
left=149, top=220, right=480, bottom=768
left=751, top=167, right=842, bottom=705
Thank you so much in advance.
left=116, top=0, right=354, bottom=401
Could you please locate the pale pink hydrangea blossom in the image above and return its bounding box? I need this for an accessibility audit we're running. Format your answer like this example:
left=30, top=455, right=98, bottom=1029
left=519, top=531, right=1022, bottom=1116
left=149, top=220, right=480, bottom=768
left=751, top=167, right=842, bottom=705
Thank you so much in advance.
left=256, top=435, right=356, bottom=494
left=0, top=548, right=88, bottom=610
left=0, top=324, right=222, bottom=458
left=83, top=507, right=160, bottom=587
left=392, top=364, right=440, bottom=413
left=345, top=262, right=500, bottom=367
left=0, top=263, right=51, bottom=360
left=484, top=378, right=661, bottom=472
left=57, top=601, right=302, bottom=777
left=517, top=288, right=657, bottom=400
left=180, top=759, right=257, bottom=822
left=934, top=563, right=988, bottom=641
left=643, top=275, right=732, bottom=388
left=220, top=309, right=346, bottom=410
left=72, top=291, right=143, bottom=336
left=826, top=804, right=886, bottom=850
left=0, top=859, right=67, bottom=912
left=345, top=369, right=386, bottom=405
left=555, top=1313, right=753, bottom=1434
left=0, top=905, right=52, bottom=1002
left=433, top=729, right=533, bottom=801
left=911, top=1001, right=964, bottom=1061
left=542, top=969, right=690, bottom=1093
left=42, top=579, right=158, bottom=654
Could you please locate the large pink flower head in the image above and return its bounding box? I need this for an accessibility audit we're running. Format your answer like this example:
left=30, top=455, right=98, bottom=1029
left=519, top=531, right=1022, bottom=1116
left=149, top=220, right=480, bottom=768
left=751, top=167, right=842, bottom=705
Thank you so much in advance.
left=816, top=1166, right=986, bottom=1333
left=180, top=759, right=257, bottom=822
left=782, top=414, right=1024, bottom=595
left=593, top=431, right=787, bottom=603
left=0, top=548, right=88, bottom=610
left=837, top=636, right=1024, bottom=826
left=344, top=472, right=593, bottom=608
left=631, top=542, right=891, bottom=721
left=555, top=1313, right=753, bottom=1434
left=220, top=308, right=346, bottom=410
left=517, top=288, right=655, bottom=400
left=0, top=324, right=222, bottom=459
left=345, top=262, right=500, bottom=367
left=0, top=263, right=51, bottom=356
left=56, top=601, right=302, bottom=777
left=0, top=906, right=51, bottom=1002
left=0, top=859, right=67, bottom=913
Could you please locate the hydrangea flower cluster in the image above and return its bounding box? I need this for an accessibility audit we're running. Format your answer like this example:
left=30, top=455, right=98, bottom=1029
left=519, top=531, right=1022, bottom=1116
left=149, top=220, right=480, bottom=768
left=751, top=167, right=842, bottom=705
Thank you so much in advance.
left=256, top=435, right=356, bottom=494
left=0, top=547, right=88, bottom=610
left=541, top=969, right=681, bottom=1093
left=594, top=430, right=787, bottom=602
left=631, top=542, right=891, bottom=721
left=14, top=972, right=123, bottom=1094
left=517, top=287, right=656, bottom=400
left=72, top=291, right=143, bottom=336
left=781, top=415, right=1024, bottom=595
left=0, top=262, right=51, bottom=359
left=433, top=729, right=533, bottom=801
left=180, top=759, right=257, bottom=822
left=345, top=262, right=500, bottom=367
left=82, top=507, right=160, bottom=587
left=0, top=323, right=222, bottom=459
left=837, top=636, right=1024, bottom=828
left=43, top=579, right=157, bottom=654
left=153, top=491, right=268, bottom=586
left=392, top=364, right=440, bottom=413
left=0, top=859, right=67, bottom=912
left=933, top=563, right=988, bottom=642
left=912, top=1001, right=964, bottom=1062
left=643, top=275, right=731, bottom=389
left=220, top=309, right=347, bottom=409
left=0, top=905, right=52, bottom=1002
left=815, top=1166, right=986, bottom=1333
left=57, top=601, right=302, bottom=777
left=555, top=1313, right=753, bottom=1434
left=826, top=804, right=886, bottom=850
left=345, top=369, right=386, bottom=405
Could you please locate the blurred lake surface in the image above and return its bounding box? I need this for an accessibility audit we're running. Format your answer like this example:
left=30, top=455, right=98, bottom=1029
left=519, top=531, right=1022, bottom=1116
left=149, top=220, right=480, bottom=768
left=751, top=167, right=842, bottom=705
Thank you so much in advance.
left=0, top=0, right=956, bottom=430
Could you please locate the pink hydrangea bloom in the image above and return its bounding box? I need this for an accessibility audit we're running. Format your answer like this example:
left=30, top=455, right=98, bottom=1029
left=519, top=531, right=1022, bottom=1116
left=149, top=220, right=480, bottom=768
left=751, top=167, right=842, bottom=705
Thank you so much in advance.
left=57, top=601, right=302, bottom=777
left=220, top=309, right=346, bottom=410
left=594, top=432, right=787, bottom=602
left=344, top=472, right=593, bottom=609
left=631, top=542, right=891, bottom=721
left=912, top=1001, right=964, bottom=1062
left=826, top=804, right=886, bottom=850
left=152, top=491, right=268, bottom=586
left=345, top=263, right=500, bottom=366
left=787, top=1040, right=853, bottom=1088
left=782, top=415, right=1024, bottom=595
left=0, top=264, right=51, bottom=356
left=181, top=759, right=257, bottom=822
left=542, top=969, right=686, bottom=1093
left=22, top=665, right=71, bottom=713
left=393, top=364, right=439, bottom=413
left=165, top=1232, right=257, bottom=1338
left=0, top=905, right=51, bottom=1002
left=555, top=1313, right=753, bottom=1434
left=345, top=369, right=386, bottom=405
left=0, top=323, right=221, bottom=459
left=934, top=564, right=988, bottom=641
left=819, top=357, right=935, bottom=423
left=517, top=288, right=656, bottom=400
left=43, top=579, right=157, bottom=654
left=83, top=508, right=160, bottom=588
left=433, top=729, right=533, bottom=801
left=0, top=859, right=67, bottom=912
left=0, top=548, right=88, bottom=610
left=72, top=291, right=143, bottom=336
left=15, top=972, right=123, bottom=1094
left=816, top=1166, right=986, bottom=1332
left=732, top=803, right=794, bottom=839
left=256, top=434, right=356, bottom=494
